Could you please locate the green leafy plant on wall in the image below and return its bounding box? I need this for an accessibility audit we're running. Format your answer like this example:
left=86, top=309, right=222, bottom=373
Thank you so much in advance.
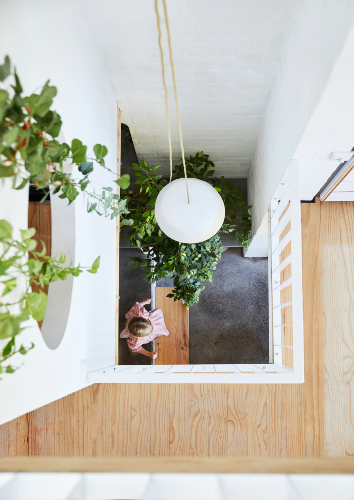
left=122, top=154, right=252, bottom=308
left=0, top=56, right=131, bottom=221
left=173, top=152, right=252, bottom=246
left=0, top=55, right=129, bottom=376
left=0, top=220, right=100, bottom=376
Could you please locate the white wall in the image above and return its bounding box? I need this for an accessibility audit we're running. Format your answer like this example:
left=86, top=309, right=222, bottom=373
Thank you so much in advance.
left=0, top=0, right=118, bottom=424
left=247, top=0, right=354, bottom=256
left=78, top=0, right=294, bottom=178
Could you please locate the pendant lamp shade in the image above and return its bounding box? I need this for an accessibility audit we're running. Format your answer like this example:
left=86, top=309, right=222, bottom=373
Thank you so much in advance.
left=155, top=178, right=225, bottom=243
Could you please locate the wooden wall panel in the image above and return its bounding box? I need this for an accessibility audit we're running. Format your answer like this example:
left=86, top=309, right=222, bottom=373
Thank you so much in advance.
left=280, top=242, right=291, bottom=263
left=281, top=326, right=293, bottom=347
left=280, top=221, right=291, bottom=242
left=280, top=285, right=292, bottom=304
left=282, top=347, right=294, bottom=369
left=301, top=200, right=324, bottom=458
left=281, top=305, right=293, bottom=325
left=280, top=263, right=292, bottom=284
left=279, top=201, right=290, bottom=221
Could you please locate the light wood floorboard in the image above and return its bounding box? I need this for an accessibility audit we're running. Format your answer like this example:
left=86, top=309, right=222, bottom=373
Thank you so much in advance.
left=155, top=287, right=189, bottom=365
left=5, top=199, right=354, bottom=458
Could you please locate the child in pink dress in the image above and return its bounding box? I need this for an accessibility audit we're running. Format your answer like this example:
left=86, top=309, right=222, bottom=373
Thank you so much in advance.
left=120, top=298, right=169, bottom=360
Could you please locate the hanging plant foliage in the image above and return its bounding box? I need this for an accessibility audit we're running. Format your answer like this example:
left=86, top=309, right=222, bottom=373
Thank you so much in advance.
left=122, top=154, right=252, bottom=308
left=0, top=220, right=100, bottom=376
left=0, top=55, right=129, bottom=376
left=0, top=55, right=131, bottom=221
left=173, top=152, right=252, bottom=246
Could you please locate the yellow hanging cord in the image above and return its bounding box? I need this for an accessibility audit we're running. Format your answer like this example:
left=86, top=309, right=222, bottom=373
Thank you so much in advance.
left=155, top=0, right=173, bottom=184
left=156, top=0, right=190, bottom=203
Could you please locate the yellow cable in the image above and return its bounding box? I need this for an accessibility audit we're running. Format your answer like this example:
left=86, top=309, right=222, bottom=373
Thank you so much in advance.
left=155, top=0, right=173, bottom=183
left=156, top=0, right=190, bottom=203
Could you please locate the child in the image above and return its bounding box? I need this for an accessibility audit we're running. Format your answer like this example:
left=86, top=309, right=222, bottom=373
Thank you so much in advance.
left=120, top=298, right=169, bottom=359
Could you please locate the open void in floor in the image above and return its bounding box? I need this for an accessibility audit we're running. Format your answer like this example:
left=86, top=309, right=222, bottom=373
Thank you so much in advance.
left=119, top=247, right=269, bottom=365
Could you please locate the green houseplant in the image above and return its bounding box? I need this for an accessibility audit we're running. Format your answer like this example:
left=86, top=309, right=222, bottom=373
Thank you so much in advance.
left=122, top=153, right=252, bottom=307
left=0, top=220, right=100, bottom=376
left=0, top=55, right=130, bottom=375
left=0, top=55, right=131, bottom=220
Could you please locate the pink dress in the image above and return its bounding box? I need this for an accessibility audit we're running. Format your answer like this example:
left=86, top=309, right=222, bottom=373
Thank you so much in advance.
left=120, top=302, right=169, bottom=352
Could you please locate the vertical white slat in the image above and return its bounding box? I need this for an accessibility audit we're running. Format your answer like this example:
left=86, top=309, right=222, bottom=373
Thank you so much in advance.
left=268, top=207, right=273, bottom=363
left=271, top=183, right=291, bottom=223
left=272, top=303, right=292, bottom=328
left=271, top=205, right=291, bottom=240
left=289, top=160, right=304, bottom=381
left=272, top=229, right=292, bottom=270
left=274, top=347, right=282, bottom=366
left=273, top=278, right=292, bottom=308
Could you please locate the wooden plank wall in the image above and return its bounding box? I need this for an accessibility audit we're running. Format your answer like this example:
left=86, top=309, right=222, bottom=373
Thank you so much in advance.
left=321, top=201, right=354, bottom=457
left=2, top=199, right=354, bottom=458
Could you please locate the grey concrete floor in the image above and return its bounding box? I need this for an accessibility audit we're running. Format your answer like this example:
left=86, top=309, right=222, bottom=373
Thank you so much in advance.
left=157, top=248, right=269, bottom=364
left=190, top=247, right=269, bottom=364
left=119, top=247, right=269, bottom=365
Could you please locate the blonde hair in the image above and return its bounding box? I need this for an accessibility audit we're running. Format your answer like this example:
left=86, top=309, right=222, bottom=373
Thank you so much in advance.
left=126, top=317, right=153, bottom=337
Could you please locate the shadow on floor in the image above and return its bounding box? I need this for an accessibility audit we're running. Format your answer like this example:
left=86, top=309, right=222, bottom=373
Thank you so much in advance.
left=157, top=248, right=269, bottom=364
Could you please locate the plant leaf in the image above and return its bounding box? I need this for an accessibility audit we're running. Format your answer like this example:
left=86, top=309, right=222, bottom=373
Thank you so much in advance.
left=115, top=174, right=130, bottom=189
left=20, top=227, right=36, bottom=241
left=71, top=139, right=87, bottom=164
left=0, top=220, right=12, bottom=240
left=79, top=162, right=93, bottom=175
left=93, top=144, right=108, bottom=164
left=1, top=277, right=17, bottom=297
left=25, top=291, right=48, bottom=321
left=0, top=55, right=11, bottom=82
left=87, top=256, right=100, bottom=274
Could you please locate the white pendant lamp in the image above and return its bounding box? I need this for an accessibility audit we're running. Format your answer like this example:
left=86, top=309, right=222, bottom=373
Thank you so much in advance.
left=154, top=0, right=225, bottom=244
left=155, top=178, right=225, bottom=243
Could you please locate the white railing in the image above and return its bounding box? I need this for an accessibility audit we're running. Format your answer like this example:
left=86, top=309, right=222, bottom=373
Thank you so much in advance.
left=269, top=160, right=304, bottom=379
left=87, top=161, right=304, bottom=384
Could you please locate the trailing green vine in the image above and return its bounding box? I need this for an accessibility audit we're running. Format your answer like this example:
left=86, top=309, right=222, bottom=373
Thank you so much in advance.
left=0, top=55, right=131, bottom=221
left=0, top=220, right=100, bottom=376
left=122, top=154, right=252, bottom=307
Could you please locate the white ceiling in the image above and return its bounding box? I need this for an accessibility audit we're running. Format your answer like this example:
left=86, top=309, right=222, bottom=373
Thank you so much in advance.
left=79, top=0, right=294, bottom=177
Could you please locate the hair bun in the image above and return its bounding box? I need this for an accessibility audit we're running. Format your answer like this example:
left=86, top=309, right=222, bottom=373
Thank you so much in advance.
left=127, top=317, right=153, bottom=337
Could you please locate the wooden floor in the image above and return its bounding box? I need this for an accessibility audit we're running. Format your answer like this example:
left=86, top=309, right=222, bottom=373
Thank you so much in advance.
left=155, top=287, right=189, bottom=365
left=0, top=200, right=353, bottom=458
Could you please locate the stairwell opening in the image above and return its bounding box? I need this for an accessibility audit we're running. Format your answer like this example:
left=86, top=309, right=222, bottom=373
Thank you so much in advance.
left=118, top=124, right=269, bottom=365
